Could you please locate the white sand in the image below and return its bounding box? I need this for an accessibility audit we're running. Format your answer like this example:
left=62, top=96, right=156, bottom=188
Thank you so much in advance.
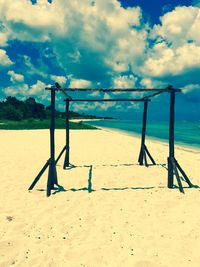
left=0, top=129, right=200, bottom=267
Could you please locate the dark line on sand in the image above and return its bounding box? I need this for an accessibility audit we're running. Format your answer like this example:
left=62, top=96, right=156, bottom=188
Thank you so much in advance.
left=88, top=165, right=93, bottom=193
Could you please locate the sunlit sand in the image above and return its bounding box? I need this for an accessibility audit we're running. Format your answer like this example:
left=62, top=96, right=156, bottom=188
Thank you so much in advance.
left=0, top=129, right=200, bottom=266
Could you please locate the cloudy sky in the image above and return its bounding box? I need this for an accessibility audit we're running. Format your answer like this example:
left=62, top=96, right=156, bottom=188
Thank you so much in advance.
left=0, top=0, right=200, bottom=120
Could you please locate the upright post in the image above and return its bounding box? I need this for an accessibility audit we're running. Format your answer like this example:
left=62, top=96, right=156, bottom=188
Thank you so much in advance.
left=138, top=100, right=148, bottom=165
left=47, top=87, right=58, bottom=196
left=63, top=99, right=70, bottom=168
left=168, top=86, right=175, bottom=188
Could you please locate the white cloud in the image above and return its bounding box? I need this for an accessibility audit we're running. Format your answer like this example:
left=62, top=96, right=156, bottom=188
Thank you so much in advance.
left=182, top=83, right=199, bottom=93
left=50, top=75, right=67, bottom=85
left=69, top=78, right=92, bottom=88
left=1, top=1, right=200, bottom=106
left=3, top=80, right=50, bottom=100
left=140, top=78, right=154, bottom=88
left=143, top=43, right=200, bottom=77
left=182, top=83, right=200, bottom=101
left=8, top=70, right=24, bottom=82
left=3, top=84, right=29, bottom=96
left=29, top=80, right=47, bottom=94
left=142, top=5, right=200, bottom=89
left=0, top=0, right=64, bottom=42
left=0, top=49, right=13, bottom=67
left=0, top=32, right=8, bottom=46
left=112, top=74, right=137, bottom=88
left=152, top=6, right=200, bottom=46
left=0, top=0, right=147, bottom=82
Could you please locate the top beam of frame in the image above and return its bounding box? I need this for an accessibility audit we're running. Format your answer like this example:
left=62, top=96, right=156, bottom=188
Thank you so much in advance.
left=61, top=88, right=182, bottom=93
left=45, top=84, right=182, bottom=99
left=143, top=90, right=166, bottom=99
left=65, top=98, right=151, bottom=102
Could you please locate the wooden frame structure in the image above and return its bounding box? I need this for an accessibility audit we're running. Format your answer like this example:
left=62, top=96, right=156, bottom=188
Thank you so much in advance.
left=28, top=83, right=196, bottom=196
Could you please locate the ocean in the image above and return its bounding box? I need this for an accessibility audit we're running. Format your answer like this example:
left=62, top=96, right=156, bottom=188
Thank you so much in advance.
left=85, top=119, right=200, bottom=149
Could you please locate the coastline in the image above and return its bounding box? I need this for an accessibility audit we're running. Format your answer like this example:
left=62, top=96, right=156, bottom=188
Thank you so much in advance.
left=76, top=119, right=200, bottom=153
left=77, top=119, right=200, bottom=153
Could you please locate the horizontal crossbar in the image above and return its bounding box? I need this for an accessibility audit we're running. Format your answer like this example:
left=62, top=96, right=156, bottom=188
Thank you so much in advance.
left=65, top=98, right=151, bottom=102
left=45, top=84, right=182, bottom=100
left=143, top=90, right=167, bottom=99
left=62, top=88, right=181, bottom=92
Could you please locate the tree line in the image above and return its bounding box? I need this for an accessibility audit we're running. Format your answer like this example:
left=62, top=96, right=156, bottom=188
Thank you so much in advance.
left=0, top=96, right=109, bottom=121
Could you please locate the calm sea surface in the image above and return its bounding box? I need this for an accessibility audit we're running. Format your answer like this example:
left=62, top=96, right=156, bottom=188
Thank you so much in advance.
left=85, top=120, right=200, bottom=149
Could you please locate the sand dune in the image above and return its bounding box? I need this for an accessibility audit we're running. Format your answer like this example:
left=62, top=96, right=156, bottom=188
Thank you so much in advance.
left=0, top=129, right=200, bottom=267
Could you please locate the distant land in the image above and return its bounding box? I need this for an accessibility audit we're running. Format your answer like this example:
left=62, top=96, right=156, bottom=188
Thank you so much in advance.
left=0, top=96, right=112, bottom=130
left=0, top=96, right=113, bottom=121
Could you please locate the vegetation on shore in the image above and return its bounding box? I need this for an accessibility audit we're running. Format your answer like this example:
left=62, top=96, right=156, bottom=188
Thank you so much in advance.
left=0, top=119, right=97, bottom=130
left=0, top=96, right=102, bottom=130
left=0, top=96, right=112, bottom=121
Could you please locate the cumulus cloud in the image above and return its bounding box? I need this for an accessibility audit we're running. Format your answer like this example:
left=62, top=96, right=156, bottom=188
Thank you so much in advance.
left=50, top=75, right=67, bottom=85
left=152, top=6, right=200, bottom=46
left=0, top=0, right=63, bottom=42
left=0, top=0, right=147, bottom=83
left=143, top=42, right=200, bottom=78
left=0, top=32, right=8, bottom=46
left=8, top=70, right=24, bottom=83
left=69, top=78, right=92, bottom=88
left=182, top=83, right=200, bottom=102
left=140, top=78, right=154, bottom=88
left=49, top=0, right=147, bottom=84
left=29, top=80, right=47, bottom=94
left=112, top=75, right=137, bottom=88
left=1, top=0, right=200, bottom=109
left=3, top=84, right=29, bottom=97
left=3, top=80, right=50, bottom=100
left=142, top=5, right=200, bottom=94
left=0, top=49, right=13, bottom=67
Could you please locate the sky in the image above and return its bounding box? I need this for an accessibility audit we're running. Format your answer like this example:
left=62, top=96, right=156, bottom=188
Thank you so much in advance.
left=0, top=0, right=200, bottom=120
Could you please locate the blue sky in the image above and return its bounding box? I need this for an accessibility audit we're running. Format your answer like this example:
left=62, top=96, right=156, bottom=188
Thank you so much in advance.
left=0, top=0, right=200, bottom=120
left=120, top=0, right=193, bottom=23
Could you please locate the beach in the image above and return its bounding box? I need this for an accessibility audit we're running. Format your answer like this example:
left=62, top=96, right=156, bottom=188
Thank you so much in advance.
left=0, top=129, right=200, bottom=267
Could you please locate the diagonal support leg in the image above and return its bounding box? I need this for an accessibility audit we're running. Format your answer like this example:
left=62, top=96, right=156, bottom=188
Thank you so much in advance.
left=144, top=149, right=148, bottom=167
left=144, top=145, right=156, bottom=165
left=28, top=159, right=50, bottom=190
left=174, top=159, right=195, bottom=188
left=168, top=157, right=197, bottom=193
left=138, top=144, right=156, bottom=167
left=55, top=145, right=67, bottom=165
left=170, top=158, right=184, bottom=193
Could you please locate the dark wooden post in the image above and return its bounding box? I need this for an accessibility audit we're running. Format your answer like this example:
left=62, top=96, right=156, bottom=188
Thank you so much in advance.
left=63, top=99, right=70, bottom=168
left=138, top=100, right=148, bottom=165
left=47, top=87, right=58, bottom=197
left=168, top=86, right=175, bottom=188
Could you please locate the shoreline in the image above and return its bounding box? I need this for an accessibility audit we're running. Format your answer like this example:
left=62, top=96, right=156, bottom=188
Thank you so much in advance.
left=78, top=119, right=200, bottom=153
left=1, top=124, right=199, bottom=153
left=80, top=120, right=200, bottom=153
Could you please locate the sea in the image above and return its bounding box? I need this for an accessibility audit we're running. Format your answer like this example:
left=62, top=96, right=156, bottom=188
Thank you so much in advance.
left=85, top=119, right=200, bottom=150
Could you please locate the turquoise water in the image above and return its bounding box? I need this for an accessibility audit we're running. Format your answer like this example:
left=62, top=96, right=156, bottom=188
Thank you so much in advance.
left=85, top=120, right=200, bottom=149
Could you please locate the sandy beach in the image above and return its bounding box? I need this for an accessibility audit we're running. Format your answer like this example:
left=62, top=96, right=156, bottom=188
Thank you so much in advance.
left=0, top=129, right=200, bottom=267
